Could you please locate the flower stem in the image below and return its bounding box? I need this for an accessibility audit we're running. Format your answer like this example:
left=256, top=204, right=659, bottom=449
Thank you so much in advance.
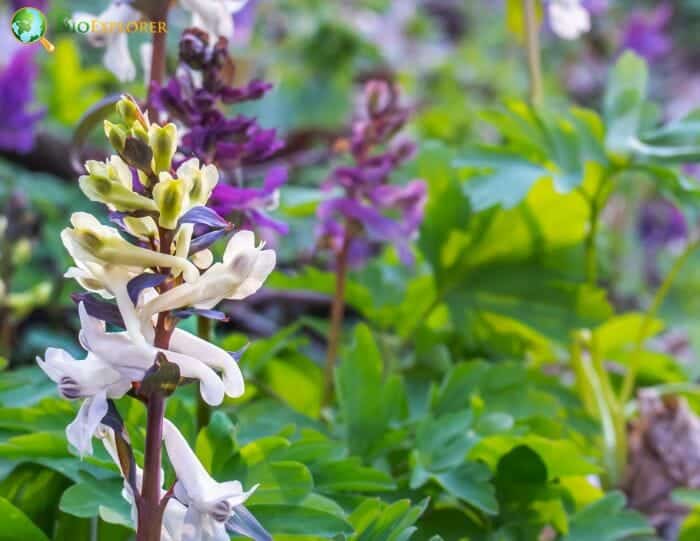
left=136, top=228, right=176, bottom=541
left=196, top=316, right=212, bottom=430
left=136, top=390, right=165, bottom=541
left=323, top=231, right=351, bottom=406
left=523, top=0, right=543, bottom=105
left=619, top=239, right=700, bottom=404
left=146, top=0, right=170, bottom=116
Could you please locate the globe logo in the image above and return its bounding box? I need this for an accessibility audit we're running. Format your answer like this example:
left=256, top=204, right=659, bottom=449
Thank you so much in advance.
left=10, top=6, right=55, bottom=52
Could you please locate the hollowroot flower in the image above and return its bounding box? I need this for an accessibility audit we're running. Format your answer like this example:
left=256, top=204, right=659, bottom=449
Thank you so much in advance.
left=163, top=419, right=263, bottom=541
left=39, top=96, right=274, bottom=539
left=36, top=347, right=131, bottom=457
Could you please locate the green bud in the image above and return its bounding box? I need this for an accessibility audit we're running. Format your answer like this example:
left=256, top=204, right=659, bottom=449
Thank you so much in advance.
left=122, top=136, right=154, bottom=173
left=104, top=121, right=127, bottom=153
left=131, top=123, right=150, bottom=145
left=11, top=239, right=32, bottom=266
left=149, top=123, right=178, bottom=174
left=124, top=216, right=159, bottom=240
left=116, top=97, right=142, bottom=127
left=79, top=174, right=158, bottom=212
left=154, top=175, right=186, bottom=230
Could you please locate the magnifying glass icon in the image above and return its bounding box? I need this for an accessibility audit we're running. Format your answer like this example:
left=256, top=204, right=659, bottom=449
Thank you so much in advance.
left=10, top=7, right=55, bottom=53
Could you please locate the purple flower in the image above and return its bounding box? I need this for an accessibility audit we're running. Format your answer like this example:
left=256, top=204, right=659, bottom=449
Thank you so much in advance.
left=11, top=0, right=48, bottom=10
left=638, top=199, right=687, bottom=250
left=620, top=4, right=673, bottom=63
left=638, top=199, right=688, bottom=285
left=210, top=166, right=289, bottom=235
left=232, top=0, right=259, bottom=45
left=582, top=0, right=608, bottom=16
left=316, top=79, right=426, bottom=268
left=0, top=47, right=44, bottom=153
left=152, top=28, right=287, bottom=235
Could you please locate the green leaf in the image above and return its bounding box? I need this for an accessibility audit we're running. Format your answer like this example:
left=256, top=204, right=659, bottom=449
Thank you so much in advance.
left=195, top=410, right=237, bottom=476
left=563, top=492, right=654, bottom=541
left=313, top=458, right=395, bottom=494
left=247, top=492, right=352, bottom=537
left=603, top=52, right=650, bottom=158
left=0, top=497, right=50, bottom=541
left=263, top=353, right=322, bottom=418
left=349, top=498, right=428, bottom=541
left=433, top=462, right=498, bottom=515
left=59, top=478, right=131, bottom=522
left=336, top=324, right=406, bottom=459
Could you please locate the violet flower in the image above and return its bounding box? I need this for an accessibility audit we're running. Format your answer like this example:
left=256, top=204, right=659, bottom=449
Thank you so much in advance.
left=620, top=4, right=673, bottom=63
left=316, top=80, right=427, bottom=267
left=637, top=198, right=688, bottom=285
left=152, top=28, right=287, bottom=236
left=0, top=47, right=44, bottom=153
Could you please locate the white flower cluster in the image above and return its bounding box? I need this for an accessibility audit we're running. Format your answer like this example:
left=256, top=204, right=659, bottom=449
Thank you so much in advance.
left=37, top=97, right=274, bottom=540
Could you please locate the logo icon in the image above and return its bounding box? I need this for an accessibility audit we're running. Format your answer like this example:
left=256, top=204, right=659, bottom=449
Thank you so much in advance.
left=10, top=7, right=55, bottom=53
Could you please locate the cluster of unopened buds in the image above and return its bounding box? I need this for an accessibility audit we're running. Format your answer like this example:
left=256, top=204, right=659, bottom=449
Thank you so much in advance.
left=37, top=96, right=274, bottom=541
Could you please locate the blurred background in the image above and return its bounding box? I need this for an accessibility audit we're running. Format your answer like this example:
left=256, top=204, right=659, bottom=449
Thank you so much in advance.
left=3, top=1, right=700, bottom=540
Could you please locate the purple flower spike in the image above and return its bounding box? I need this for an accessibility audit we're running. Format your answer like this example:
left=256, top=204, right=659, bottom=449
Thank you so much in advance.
left=316, top=79, right=426, bottom=268
left=620, top=4, right=673, bottom=63
left=0, top=48, right=44, bottom=153
left=151, top=28, right=288, bottom=237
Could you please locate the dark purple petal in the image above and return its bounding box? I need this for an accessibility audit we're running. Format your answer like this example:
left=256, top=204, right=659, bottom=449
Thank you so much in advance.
left=219, top=80, right=273, bottom=104
left=189, top=228, right=232, bottom=254
left=71, top=293, right=125, bottom=329
left=179, top=206, right=230, bottom=228
left=229, top=344, right=249, bottom=362
left=127, top=273, right=169, bottom=305
left=226, top=505, right=272, bottom=541
left=172, top=308, right=229, bottom=321
left=0, top=48, right=44, bottom=153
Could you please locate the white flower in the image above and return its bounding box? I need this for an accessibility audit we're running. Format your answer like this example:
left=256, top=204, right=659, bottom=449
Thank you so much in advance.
left=141, top=230, right=275, bottom=319
left=163, top=419, right=256, bottom=541
left=179, top=0, right=249, bottom=39
left=548, top=0, right=591, bottom=40
left=78, top=303, right=234, bottom=405
left=36, top=348, right=131, bottom=457
left=61, top=212, right=200, bottom=283
left=74, top=2, right=141, bottom=82
left=98, top=427, right=187, bottom=541
left=64, top=261, right=150, bottom=348
left=177, top=158, right=220, bottom=208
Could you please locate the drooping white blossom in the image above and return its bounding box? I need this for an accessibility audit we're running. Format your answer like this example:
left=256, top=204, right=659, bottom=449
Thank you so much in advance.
left=163, top=419, right=256, bottom=541
left=77, top=303, right=230, bottom=406
left=73, top=2, right=141, bottom=82
left=36, top=348, right=131, bottom=457
left=179, top=0, right=249, bottom=40
left=548, top=0, right=591, bottom=40
left=141, top=230, right=275, bottom=320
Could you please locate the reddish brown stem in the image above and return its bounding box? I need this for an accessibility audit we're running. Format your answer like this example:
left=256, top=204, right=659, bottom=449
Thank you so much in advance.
left=136, top=226, right=176, bottom=541
left=146, top=0, right=170, bottom=118
left=322, top=231, right=350, bottom=406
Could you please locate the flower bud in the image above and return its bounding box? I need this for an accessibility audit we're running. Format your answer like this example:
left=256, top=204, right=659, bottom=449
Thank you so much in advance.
left=11, top=238, right=32, bottom=266
left=176, top=158, right=219, bottom=207
left=116, top=96, right=143, bottom=127
left=124, top=216, right=159, bottom=240
left=149, top=123, right=178, bottom=174
left=154, top=174, right=186, bottom=230
left=79, top=156, right=157, bottom=212
left=104, top=120, right=127, bottom=153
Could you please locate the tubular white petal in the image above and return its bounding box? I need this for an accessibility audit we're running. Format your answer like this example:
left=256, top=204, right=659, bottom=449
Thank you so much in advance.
left=202, top=481, right=256, bottom=508
left=163, top=351, right=226, bottom=406
left=223, top=230, right=257, bottom=265
left=66, top=391, right=109, bottom=458
left=181, top=506, right=205, bottom=541
left=163, top=419, right=215, bottom=503
left=170, top=329, right=245, bottom=398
